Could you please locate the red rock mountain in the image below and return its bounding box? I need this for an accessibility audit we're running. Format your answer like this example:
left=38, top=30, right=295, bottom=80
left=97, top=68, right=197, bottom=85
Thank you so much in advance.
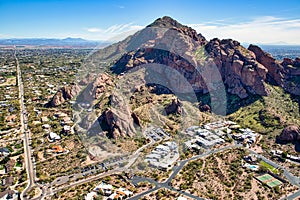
left=48, top=16, right=300, bottom=139
left=50, top=16, right=300, bottom=107
left=107, top=16, right=300, bottom=99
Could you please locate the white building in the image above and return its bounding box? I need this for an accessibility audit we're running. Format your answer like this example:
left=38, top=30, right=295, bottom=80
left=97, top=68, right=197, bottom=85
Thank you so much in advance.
left=85, top=192, right=97, bottom=200
left=94, top=182, right=113, bottom=196
left=48, top=132, right=61, bottom=142
left=145, top=141, right=179, bottom=171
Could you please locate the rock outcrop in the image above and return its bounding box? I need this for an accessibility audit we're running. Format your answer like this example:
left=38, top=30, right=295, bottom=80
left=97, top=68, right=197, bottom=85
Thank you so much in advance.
left=76, top=73, right=113, bottom=103
left=248, top=44, right=285, bottom=86
left=277, top=125, right=300, bottom=143
left=165, top=98, right=182, bottom=115
left=206, top=39, right=269, bottom=98
left=97, top=94, right=136, bottom=139
left=113, top=37, right=269, bottom=99
left=199, top=104, right=211, bottom=112
left=249, top=45, right=300, bottom=95
left=48, top=84, right=80, bottom=106
left=89, top=73, right=113, bottom=99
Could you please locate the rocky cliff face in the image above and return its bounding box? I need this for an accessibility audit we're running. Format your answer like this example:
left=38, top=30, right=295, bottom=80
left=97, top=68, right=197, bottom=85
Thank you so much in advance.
left=48, top=73, right=113, bottom=107
left=248, top=45, right=300, bottom=96
left=97, top=94, right=136, bottom=139
left=110, top=17, right=300, bottom=99
left=111, top=17, right=269, bottom=99
left=48, top=84, right=81, bottom=106
left=78, top=73, right=113, bottom=102
left=206, top=39, right=269, bottom=98
left=248, top=45, right=285, bottom=86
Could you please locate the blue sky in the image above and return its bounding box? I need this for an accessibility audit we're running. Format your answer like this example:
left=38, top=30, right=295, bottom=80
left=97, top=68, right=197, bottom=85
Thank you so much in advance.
left=1, top=0, right=300, bottom=44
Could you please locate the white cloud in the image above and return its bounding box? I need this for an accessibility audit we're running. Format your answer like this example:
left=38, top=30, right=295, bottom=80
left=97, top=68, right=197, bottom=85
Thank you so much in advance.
left=189, top=16, right=300, bottom=44
left=86, top=28, right=102, bottom=33
left=84, top=23, right=143, bottom=41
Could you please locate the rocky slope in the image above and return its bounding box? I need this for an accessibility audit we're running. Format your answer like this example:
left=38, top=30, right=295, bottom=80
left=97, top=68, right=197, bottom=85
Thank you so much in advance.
left=48, top=16, right=300, bottom=141
left=205, top=39, right=268, bottom=98
left=50, top=16, right=299, bottom=106
left=48, top=84, right=81, bottom=106
left=109, top=16, right=299, bottom=99
left=109, top=17, right=271, bottom=99
left=96, top=94, right=137, bottom=139
left=248, top=45, right=300, bottom=95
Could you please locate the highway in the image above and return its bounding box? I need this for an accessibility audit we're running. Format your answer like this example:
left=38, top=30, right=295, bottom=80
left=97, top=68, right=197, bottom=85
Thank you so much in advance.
left=15, top=50, right=42, bottom=200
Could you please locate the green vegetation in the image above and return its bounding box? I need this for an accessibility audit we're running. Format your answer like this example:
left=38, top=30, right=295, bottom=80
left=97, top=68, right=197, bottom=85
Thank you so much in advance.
left=259, top=161, right=279, bottom=174
left=229, top=85, right=300, bottom=134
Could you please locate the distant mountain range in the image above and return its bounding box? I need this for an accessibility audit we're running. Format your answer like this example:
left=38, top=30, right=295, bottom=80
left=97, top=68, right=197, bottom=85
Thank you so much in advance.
left=0, top=37, right=110, bottom=47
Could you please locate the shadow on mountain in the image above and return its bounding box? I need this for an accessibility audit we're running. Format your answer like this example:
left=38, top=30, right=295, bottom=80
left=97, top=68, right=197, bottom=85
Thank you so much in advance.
left=291, top=94, right=300, bottom=114
left=196, top=92, right=262, bottom=115
left=294, top=140, right=300, bottom=153
left=294, top=141, right=300, bottom=152
left=276, top=137, right=300, bottom=153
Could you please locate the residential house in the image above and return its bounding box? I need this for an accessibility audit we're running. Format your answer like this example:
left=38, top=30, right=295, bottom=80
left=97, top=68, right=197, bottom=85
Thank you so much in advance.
left=42, top=124, right=51, bottom=129
left=48, top=132, right=61, bottom=142
left=5, top=115, right=16, bottom=122
left=63, top=125, right=71, bottom=134
left=2, top=176, right=14, bottom=188
left=85, top=192, right=97, bottom=200
left=41, top=117, right=49, bottom=122
left=0, top=148, right=9, bottom=157
left=94, top=182, right=113, bottom=196
left=52, top=146, right=64, bottom=154
left=4, top=159, right=15, bottom=174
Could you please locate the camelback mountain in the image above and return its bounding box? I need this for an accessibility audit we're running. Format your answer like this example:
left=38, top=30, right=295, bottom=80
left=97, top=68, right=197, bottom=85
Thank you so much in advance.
left=48, top=16, right=300, bottom=138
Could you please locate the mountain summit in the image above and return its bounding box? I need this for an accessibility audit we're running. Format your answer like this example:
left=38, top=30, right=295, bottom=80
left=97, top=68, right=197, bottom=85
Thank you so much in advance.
left=147, top=16, right=187, bottom=29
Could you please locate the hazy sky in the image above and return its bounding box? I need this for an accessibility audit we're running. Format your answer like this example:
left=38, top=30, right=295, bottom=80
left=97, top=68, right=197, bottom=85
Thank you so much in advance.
left=1, top=0, right=300, bottom=44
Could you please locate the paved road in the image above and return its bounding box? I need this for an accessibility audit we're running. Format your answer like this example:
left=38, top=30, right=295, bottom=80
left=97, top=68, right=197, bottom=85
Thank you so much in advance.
left=130, top=176, right=204, bottom=200
left=43, top=134, right=155, bottom=197
left=15, top=50, right=42, bottom=200
left=284, top=189, right=300, bottom=200
left=128, top=144, right=242, bottom=200
left=128, top=144, right=300, bottom=200
left=249, top=150, right=300, bottom=187
left=166, top=144, right=242, bottom=184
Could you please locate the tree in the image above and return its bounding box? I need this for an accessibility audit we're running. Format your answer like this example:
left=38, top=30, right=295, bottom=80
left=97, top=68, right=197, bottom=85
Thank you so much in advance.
left=281, top=151, right=288, bottom=160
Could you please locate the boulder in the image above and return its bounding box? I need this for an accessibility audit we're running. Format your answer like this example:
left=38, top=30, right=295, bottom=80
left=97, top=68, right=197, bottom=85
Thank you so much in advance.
left=165, top=98, right=182, bottom=115
left=277, top=125, right=300, bottom=143
left=97, top=94, right=136, bottom=139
